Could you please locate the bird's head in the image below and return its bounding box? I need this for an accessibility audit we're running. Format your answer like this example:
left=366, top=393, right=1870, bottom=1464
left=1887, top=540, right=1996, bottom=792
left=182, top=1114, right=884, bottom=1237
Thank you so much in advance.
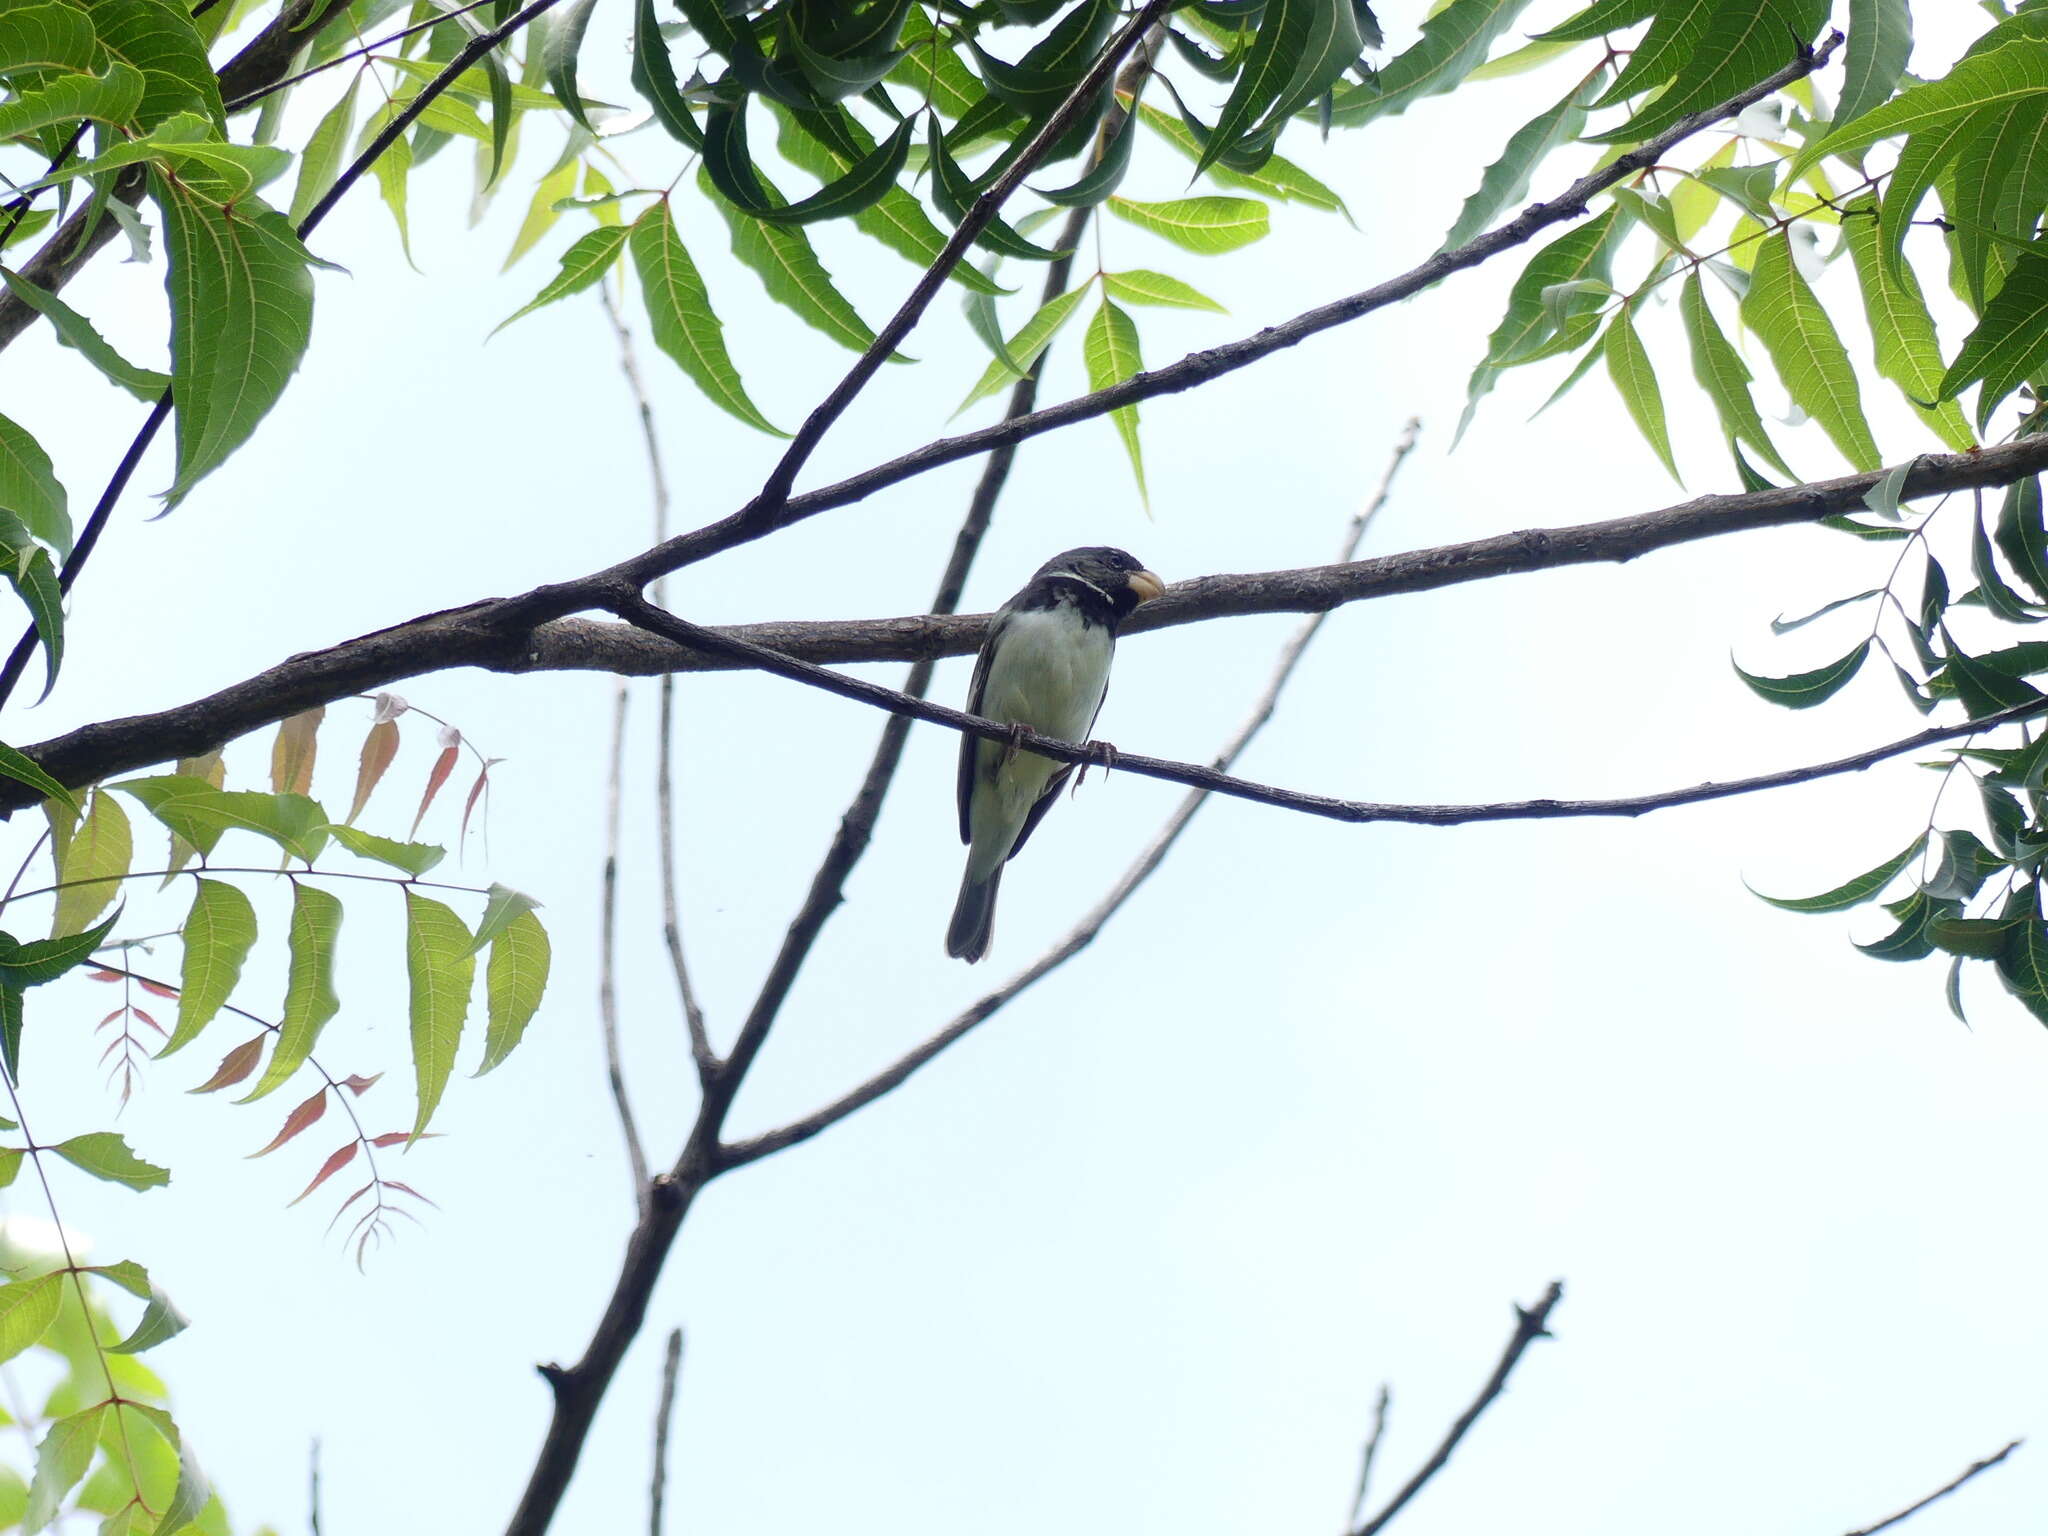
left=1037, top=546, right=1166, bottom=616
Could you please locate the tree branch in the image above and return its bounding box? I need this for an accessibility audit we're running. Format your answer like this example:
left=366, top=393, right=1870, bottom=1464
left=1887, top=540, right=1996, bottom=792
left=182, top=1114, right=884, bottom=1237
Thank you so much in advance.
left=17, top=436, right=2047, bottom=815
left=1348, top=1386, right=1392, bottom=1531
left=1352, top=1282, right=1563, bottom=1536
left=648, top=1328, right=684, bottom=1536
left=599, top=682, right=652, bottom=1204
left=718, top=418, right=1421, bottom=1170
left=1842, top=1440, right=2021, bottom=1536
left=605, top=31, right=1845, bottom=586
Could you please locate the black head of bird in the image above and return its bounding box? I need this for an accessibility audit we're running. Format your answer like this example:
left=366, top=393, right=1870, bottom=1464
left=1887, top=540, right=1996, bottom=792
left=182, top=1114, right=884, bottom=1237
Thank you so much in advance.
left=945, top=547, right=1165, bottom=963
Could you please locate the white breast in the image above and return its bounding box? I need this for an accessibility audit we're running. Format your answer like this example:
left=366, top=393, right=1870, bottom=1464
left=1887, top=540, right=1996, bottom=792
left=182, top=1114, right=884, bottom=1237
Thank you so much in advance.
left=979, top=605, right=1113, bottom=744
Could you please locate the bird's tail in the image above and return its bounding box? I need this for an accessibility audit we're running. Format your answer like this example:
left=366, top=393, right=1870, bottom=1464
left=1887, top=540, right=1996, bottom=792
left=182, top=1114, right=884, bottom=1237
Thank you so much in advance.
left=946, top=862, right=1004, bottom=963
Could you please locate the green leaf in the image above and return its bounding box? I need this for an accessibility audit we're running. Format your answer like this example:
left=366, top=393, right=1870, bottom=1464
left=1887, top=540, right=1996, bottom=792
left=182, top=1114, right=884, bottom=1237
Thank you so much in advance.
left=1733, top=637, right=1870, bottom=708
left=325, top=825, right=445, bottom=877
left=0, top=911, right=118, bottom=992
left=26, top=1404, right=106, bottom=1532
left=479, top=907, right=549, bottom=1074
left=155, top=175, right=316, bottom=507
left=1769, top=588, right=1882, bottom=633
left=0, top=61, right=145, bottom=138
left=1941, top=239, right=2048, bottom=426
left=0, top=268, right=167, bottom=402
left=1996, top=899, right=2048, bottom=1025
left=1752, top=833, right=1925, bottom=912
left=504, top=153, right=578, bottom=271
left=698, top=165, right=882, bottom=353
left=0, top=413, right=68, bottom=556
left=633, top=0, right=703, bottom=146
left=1742, top=231, right=1881, bottom=471
left=1035, top=96, right=1140, bottom=206
left=492, top=224, right=628, bottom=334
left=406, top=891, right=475, bottom=1137
left=356, top=102, right=415, bottom=262
left=1132, top=103, right=1348, bottom=214
left=241, top=882, right=341, bottom=1102
left=1204, top=0, right=1360, bottom=171
left=1840, top=200, right=1975, bottom=450
left=116, top=783, right=329, bottom=862
left=1681, top=272, right=1795, bottom=478
left=1797, top=38, right=2048, bottom=179
left=1105, top=195, right=1269, bottom=254
left=0, top=2, right=98, bottom=77
left=48, top=1132, right=169, bottom=1190
left=1949, top=98, right=2048, bottom=308
left=289, top=73, right=359, bottom=228
left=4, top=544, right=60, bottom=702
left=84, top=1262, right=188, bottom=1355
left=629, top=199, right=786, bottom=436
left=0, top=742, right=71, bottom=810
left=1439, top=75, right=1595, bottom=254
left=1596, top=0, right=1827, bottom=143
left=89, top=0, right=223, bottom=131
left=1602, top=304, right=1678, bottom=481
left=1857, top=888, right=1955, bottom=961
left=1330, top=0, right=1536, bottom=125
left=926, top=119, right=1063, bottom=261
left=165, top=878, right=255, bottom=1056
left=1102, top=269, right=1227, bottom=312
left=51, top=790, right=129, bottom=940
left=956, top=285, right=1089, bottom=412
left=1923, top=829, right=2006, bottom=903
left=0, top=1275, right=61, bottom=1367
left=467, top=882, right=539, bottom=956
left=707, top=104, right=915, bottom=226
left=1998, top=474, right=2048, bottom=602
left=1083, top=298, right=1146, bottom=502
left=771, top=103, right=1006, bottom=294
left=544, top=0, right=601, bottom=128
left=1942, top=631, right=2047, bottom=716
left=1461, top=209, right=1621, bottom=434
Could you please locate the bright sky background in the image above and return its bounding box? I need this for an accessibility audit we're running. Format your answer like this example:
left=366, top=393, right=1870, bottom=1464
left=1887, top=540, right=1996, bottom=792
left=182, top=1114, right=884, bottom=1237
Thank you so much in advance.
left=2, top=1, right=2041, bottom=1533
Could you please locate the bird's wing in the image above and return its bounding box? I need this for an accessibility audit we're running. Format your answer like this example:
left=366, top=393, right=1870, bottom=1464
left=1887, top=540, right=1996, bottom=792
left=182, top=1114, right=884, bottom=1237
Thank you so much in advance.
left=956, top=610, right=1007, bottom=845
left=1003, top=645, right=1112, bottom=863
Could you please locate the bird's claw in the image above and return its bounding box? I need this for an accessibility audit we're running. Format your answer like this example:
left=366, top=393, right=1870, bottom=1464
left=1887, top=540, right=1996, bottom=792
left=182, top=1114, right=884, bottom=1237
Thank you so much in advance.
left=997, top=721, right=1029, bottom=770
left=1071, top=739, right=1118, bottom=795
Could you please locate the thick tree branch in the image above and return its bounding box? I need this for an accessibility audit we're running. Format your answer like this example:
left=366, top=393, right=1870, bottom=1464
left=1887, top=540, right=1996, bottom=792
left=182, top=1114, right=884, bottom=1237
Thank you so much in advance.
left=604, top=31, right=1844, bottom=586
left=1842, top=1440, right=2021, bottom=1536
left=718, top=419, right=1422, bottom=1170
left=1351, top=1283, right=1563, bottom=1536
left=15, top=437, right=2048, bottom=814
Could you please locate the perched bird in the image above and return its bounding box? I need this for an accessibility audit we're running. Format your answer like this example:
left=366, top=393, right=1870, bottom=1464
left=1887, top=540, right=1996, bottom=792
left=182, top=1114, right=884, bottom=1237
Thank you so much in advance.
left=947, top=547, right=1165, bottom=963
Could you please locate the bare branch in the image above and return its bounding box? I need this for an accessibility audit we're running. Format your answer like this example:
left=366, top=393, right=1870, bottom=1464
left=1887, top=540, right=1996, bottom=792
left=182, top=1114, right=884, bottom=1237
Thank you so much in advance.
left=749, top=0, right=1175, bottom=514
left=718, top=418, right=1423, bottom=1169
left=600, top=682, right=652, bottom=1203
left=1843, top=1440, right=2021, bottom=1536
left=649, top=1328, right=684, bottom=1536
left=1352, top=1282, right=1564, bottom=1536
left=1348, top=1387, right=1391, bottom=1532
left=609, top=32, right=1845, bottom=586
left=598, top=282, right=716, bottom=1080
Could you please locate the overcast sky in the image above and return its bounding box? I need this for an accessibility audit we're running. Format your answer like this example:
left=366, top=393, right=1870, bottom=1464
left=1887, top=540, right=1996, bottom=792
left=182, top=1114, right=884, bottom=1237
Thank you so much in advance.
left=1, top=2, right=2039, bottom=1533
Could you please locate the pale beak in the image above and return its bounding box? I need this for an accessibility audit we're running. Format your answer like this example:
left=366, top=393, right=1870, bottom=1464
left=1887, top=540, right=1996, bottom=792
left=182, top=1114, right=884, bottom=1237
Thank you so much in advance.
left=1128, top=569, right=1165, bottom=604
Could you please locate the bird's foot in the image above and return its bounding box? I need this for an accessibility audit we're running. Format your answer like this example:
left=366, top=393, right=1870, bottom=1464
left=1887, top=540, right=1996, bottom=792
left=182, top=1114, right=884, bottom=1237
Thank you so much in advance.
left=997, top=721, right=1029, bottom=770
left=1072, top=739, right=1118, bottom=795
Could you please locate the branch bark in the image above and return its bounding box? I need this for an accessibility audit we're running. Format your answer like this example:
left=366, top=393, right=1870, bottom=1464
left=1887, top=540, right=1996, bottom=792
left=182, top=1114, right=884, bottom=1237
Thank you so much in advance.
left=16, top=437, right=2048, bottom=814
left=1842, top=1440, right=2021, bottom=1536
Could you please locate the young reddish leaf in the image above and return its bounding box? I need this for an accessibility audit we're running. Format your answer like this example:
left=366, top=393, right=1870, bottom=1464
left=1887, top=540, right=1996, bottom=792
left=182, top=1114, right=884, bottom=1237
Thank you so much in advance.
left=87, top=969, right=121, bottom=982
left=135, top=978, right=176, bottom=999
left=383, top=1178, right=439, bottom=1208
left=339, top=1072, right=381, bottom=1096
left=248, top=1087, right=327, bottom=1158
left=325, top=1179, right=374, bottom=1235
left=347, top=718, right=400, bottom=826
left=369, top=1130, right=437, bottom=1147
left=289, top=1140, right=358, bottom=1206
left=460, top=758, right=498, bottom=846
left=98, top=1007, right=125, bottom=1027
left=190, top=1034, right=265, bottom=1093
left=410, top=729, right=461, bottom=838
left=270, top=706, right=324, bottom=796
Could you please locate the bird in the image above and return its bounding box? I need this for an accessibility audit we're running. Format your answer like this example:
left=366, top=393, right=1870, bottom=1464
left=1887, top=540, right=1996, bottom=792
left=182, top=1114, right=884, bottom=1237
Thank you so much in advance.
left=947, top=546, right=1164, bottom=963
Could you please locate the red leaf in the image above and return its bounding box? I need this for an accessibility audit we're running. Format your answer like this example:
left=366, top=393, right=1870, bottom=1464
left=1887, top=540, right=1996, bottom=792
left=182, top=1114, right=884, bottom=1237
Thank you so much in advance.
left=130, top=1007, right=160, bottom=1032
left=98, top=1037, right=125, bottom=1066
left=87, top=969, right=121, bottom=983
left=97, top=1007, right=125, bottom=1027
left=191, top=1035, right=265, bottom=1094
left=409, top=736, right=460, bottom=838
left=136, top=978, right=178, bottom=999
left=382, top=1179, right=440, bottom=1209
left=325, top=1180, right=375, bottom=1236
left=369, top=1131, right=413, bottom=1147
left=249, top=1087, right=328, bottom=1159
left=289, top=1141, right=358, bottom=1206
left=338, top=1073, right=381, bottom=1096
left=347, top=719, right=401, bottom=826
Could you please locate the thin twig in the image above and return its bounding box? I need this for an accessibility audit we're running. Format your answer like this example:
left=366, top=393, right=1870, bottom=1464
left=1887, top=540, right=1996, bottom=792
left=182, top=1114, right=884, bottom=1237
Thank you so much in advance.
left=1843, top=1440, right=2022, bottom=1536
left=1348, top=1386, right=1391, bottom=1531
left=310, top=1438, right=323, bottom=1536
left=748, top=0, right=1175, bottom=514
left=600, top=682, right=651, bottom=1203
left=649, top=1328, right=684, bottom=1536
left=221, top=0, right=501, bottom=111
left=720, top=418, right=1422, bottom=1168
left=598, top=283, right=713, bottom=1077
left=1352, top=1282, right=1564, bottom=1536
